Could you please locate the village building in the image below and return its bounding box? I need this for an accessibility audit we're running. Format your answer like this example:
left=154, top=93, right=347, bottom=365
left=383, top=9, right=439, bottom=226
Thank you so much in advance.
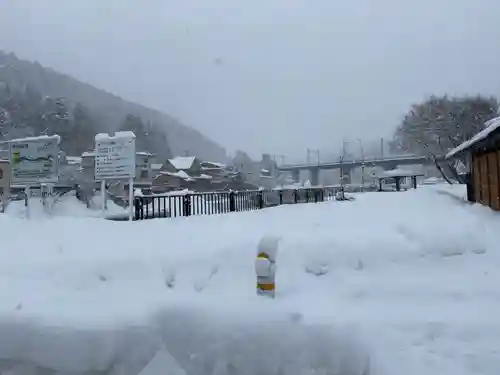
left=446, top=116, right=500, bottom=210
left=165, top=156, right=201, bottom=175
left=134, top=151, right=153, bottom=183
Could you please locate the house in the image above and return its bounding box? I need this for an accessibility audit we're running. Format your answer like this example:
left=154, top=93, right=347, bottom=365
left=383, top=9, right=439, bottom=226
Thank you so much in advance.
left=200, top=161, right=237, bottom=182
left=151, top=163, right=164, bottom=174
left=152, top=156, right=249, bottom=192
left=151, top=172, right=182, bottom=192
left=260, top=154, right=278, bottom=176
left=446, top=116, right=500, bottom=209
left=166, top=156, right=202, bottom=175
left=200, top=161, right=225, bottom=178
left=58, top=154, right=83, bottom=185
left=81, top=151, right=96, bottom=181
left=232, top=151, right=262, bottom=186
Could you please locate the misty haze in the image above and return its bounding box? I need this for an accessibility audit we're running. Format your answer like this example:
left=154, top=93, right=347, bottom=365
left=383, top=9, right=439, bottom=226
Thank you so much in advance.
left=2, top=0, right=500, bottom=161
left=1, top=1, right=500, bottom=375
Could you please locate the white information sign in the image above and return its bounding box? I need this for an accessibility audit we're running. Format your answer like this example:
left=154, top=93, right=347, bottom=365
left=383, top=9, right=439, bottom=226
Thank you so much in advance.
left=94, top=132, right=136, bottom=181
left=8, top=135, right=60, bottom=184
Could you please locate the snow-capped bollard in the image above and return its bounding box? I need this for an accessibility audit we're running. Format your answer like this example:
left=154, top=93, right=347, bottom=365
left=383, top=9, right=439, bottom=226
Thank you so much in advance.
left=255, top=235, right=280, bottom=298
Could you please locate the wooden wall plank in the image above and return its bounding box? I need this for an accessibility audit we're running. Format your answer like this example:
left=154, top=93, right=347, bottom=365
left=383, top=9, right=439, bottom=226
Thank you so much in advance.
left=480, top=155, right=490, bottom=206
left=488, top=152, right=499, bottom=210
left=497, top=151, right=500, bottom=207
left=473, top=155, right=481, bottom=204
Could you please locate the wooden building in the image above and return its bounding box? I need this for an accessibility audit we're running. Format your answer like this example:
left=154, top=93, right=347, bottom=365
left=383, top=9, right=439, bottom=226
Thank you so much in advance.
left=446, top=116, right=500, bottom=209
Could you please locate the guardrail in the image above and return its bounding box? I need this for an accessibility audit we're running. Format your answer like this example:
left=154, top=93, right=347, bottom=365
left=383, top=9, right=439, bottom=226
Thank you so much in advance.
left=133, top=187, right=340, bottom=220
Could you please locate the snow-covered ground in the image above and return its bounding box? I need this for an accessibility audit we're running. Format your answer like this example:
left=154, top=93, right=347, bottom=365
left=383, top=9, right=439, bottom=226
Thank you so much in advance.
left=4, top=192, right=127, bottom=219
left=0, top=185, right=499, bottom=374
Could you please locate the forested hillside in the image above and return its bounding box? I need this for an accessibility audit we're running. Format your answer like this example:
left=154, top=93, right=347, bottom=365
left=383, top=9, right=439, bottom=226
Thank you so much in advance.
left=0, top=51, right=227, bottom=162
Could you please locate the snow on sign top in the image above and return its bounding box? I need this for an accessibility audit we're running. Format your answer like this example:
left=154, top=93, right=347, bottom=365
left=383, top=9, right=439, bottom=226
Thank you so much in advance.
left=446, top=116, right=500, bottom=159
left=95, top=131, right=136, bottom=141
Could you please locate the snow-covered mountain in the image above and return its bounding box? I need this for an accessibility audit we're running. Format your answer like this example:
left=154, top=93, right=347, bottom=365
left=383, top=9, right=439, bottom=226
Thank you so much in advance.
left=0, top=51, right=227, bottom=162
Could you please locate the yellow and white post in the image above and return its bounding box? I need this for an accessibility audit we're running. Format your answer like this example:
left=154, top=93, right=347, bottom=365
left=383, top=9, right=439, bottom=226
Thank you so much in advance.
left=255, top=235, right=279, bottom=298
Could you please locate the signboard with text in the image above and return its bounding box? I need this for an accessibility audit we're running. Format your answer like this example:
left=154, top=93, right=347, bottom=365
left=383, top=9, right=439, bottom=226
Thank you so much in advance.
left=8, top=135, right=60, bottom=184
left=94, top=132, right=136, bottom=181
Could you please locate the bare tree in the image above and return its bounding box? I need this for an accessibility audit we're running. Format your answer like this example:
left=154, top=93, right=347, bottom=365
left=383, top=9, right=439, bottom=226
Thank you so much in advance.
left=59, top=164, right=96, bottom=208
left=392, top=95, right=499, bottom=183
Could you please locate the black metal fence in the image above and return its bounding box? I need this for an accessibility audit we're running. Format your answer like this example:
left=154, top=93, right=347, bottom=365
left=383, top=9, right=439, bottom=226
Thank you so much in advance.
left=134, top=187, right=340, bottom=220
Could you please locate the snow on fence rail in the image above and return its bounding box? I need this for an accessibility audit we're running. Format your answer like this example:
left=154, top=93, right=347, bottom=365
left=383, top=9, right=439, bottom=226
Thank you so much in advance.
left=132, top=187, right=339, bottom=220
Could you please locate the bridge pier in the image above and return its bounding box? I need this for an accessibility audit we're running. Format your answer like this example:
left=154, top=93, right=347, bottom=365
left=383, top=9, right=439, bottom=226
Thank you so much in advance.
left=340, top=167, right=352, bottom=184
left=310, top=168, right=319, bottom=186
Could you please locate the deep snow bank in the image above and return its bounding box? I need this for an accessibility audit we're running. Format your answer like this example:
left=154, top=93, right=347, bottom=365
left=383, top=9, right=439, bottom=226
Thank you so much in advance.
left=0, top=186, right=499, bottom=374
left=0, top=310, right=368, bottom=375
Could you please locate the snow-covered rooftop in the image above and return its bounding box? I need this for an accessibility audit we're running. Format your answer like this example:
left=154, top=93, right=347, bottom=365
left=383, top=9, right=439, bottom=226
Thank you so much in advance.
left=151, top=163, right=163, bottom=170
left=81, top=151, right=96, bottom=157
left=446, top=116, right=500, bottom=159
left=136, top=151, right=153, bottom=157
left=8, top=134, right=61, bottom=144
left=162, top=170, right=191, bottom=179
left=198, top=174, right=213, bottom=180
left=202, top=161, right=226, bottom=168
left=169, top=156, right=196, bottom=170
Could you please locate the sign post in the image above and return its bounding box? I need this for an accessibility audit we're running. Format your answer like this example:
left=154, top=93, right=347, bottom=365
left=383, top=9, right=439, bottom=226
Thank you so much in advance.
left=100, top=180, right=106, bottom=213
left=8, top=135, right=60, bottom=219
left=0, top=160, right=11, bottom=213
left=94, top=131, right=136, bottom=221
left=128, top=175, right=134, bottom=221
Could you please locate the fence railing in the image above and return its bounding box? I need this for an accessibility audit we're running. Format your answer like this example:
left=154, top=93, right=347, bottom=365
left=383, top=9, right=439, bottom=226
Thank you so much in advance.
left=133, top=187, right=340, bottom=220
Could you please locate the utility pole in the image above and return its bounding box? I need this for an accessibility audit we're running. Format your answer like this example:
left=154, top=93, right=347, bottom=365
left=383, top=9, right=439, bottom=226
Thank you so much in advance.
left=339, top=140, right=346, bottom=199
left=357, top=138, right=365, bottom=191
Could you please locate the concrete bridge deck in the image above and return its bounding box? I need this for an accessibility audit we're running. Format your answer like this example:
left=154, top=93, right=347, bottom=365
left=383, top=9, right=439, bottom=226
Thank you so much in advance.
left=278, top=154, right=442, bottom=171
left=278, top=154, right=444, bottom=185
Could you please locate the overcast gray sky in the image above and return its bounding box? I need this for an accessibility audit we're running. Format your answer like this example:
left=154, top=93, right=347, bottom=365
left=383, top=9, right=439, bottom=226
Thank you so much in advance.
left=1, top=0, right=500, bottom=159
